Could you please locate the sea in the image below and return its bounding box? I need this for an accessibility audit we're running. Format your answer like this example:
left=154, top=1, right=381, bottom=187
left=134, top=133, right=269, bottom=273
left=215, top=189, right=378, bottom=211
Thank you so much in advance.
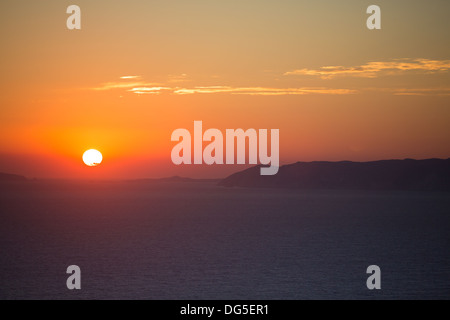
left=0, top=180, right=449, bottom=300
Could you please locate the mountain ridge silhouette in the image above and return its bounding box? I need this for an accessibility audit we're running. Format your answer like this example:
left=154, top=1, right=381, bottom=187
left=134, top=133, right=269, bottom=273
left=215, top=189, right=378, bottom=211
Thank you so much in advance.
left=219, top=159, right=450, bottom=191
left=0, top=172, right=27, bottom=181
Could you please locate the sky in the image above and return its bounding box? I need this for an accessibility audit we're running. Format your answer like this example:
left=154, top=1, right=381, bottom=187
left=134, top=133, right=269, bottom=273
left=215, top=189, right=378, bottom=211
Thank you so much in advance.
left=0, top=0, right=449, bottom=179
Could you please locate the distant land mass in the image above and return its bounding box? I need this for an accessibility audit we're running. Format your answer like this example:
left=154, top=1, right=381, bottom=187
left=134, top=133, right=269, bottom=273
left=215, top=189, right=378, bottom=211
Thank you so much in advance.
left=0, top=172, right=27, bottom=181
left=219, top=159, right=450, bottom=191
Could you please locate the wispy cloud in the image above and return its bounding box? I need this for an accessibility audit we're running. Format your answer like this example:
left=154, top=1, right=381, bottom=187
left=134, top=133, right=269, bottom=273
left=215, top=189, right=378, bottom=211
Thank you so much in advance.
left=92, top=76, right=160, bottom=91
left=391, top=88, right=450, bottom=96
left=285, top=59, right=450, bottom=79
left=92, top=77, right=356, bottom=96
left=92, top=71, right=450, bottom=98
left=93, top=82, right=150, bottom=91
left=167, top=74, right=189, bottom=83
left=120, top=75, right=141, bottom=79
left=128, top=87, right=171, bottom=95
left=173, top=86, right=356, bottom=95
left=362, top=87, right=450, bottom=96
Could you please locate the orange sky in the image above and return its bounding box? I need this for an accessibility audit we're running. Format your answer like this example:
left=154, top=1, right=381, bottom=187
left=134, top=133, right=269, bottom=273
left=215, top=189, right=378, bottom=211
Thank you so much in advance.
left=0, top=0, right=449, bottom=179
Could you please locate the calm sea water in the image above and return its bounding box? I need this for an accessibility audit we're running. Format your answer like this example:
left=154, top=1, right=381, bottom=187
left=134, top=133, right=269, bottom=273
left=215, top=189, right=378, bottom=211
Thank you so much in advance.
left=0, top=180, right=449, bottom=300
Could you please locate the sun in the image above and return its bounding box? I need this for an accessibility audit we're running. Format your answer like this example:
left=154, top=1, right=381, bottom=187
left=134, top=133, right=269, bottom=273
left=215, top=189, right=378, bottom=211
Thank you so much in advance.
left=82, top=149, right=103, bottom=167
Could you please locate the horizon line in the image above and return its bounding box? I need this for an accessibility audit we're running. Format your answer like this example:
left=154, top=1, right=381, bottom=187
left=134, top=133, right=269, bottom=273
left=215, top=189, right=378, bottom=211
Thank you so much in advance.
left=1, top=157, right=449, bottom=181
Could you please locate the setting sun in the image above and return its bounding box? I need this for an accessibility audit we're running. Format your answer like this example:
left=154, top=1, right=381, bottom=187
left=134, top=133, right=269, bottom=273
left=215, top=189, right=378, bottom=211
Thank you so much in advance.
left=83, top=149, right=103, bottom=167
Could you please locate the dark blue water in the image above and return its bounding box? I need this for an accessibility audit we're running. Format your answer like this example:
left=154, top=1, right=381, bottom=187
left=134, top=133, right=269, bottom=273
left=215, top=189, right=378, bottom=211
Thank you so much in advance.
left=0, top=180, right=449, bottom=299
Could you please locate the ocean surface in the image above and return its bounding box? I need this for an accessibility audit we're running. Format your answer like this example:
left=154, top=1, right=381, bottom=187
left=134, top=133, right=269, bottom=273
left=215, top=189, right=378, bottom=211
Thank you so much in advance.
left=0, top=180, right=449, bottom=300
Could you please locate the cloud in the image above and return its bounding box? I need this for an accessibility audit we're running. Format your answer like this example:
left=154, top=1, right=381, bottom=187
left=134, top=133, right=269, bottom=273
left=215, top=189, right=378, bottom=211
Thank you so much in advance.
left=120, top=76, right=141, bottom=79
left=92, top=77, right=356, bottom=95
left=92, top=76, right=160, bottom=91
left=167, top=74, right=189, bottom=83
left=91, top=74, right=450, bottom=97
left=128, top=87, right=171, bottom=95
left=173, top=86, right=356, bottom=95
left=391, top=87, right=450, bottom=96
left=362, top=87, right=450, bottom=96
left=285, top=59, right=450, bottom=79
left=92, top=82, right=149, bottom=91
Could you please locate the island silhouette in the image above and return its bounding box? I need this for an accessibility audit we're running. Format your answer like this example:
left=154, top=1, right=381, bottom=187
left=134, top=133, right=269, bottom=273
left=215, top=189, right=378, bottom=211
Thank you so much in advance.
left=0, top=172, right=27, bottom=181
left=2, top=158, right=450, bottom=191
left=219, top=159, right=450, bottom=191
